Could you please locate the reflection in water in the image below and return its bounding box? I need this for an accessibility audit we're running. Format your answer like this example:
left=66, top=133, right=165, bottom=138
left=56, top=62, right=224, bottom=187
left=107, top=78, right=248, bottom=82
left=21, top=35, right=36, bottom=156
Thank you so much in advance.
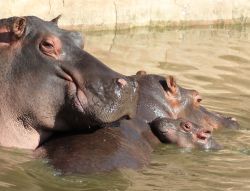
left=2, top=24, right=250, bottom=190
left=158, top=62, right=198, bottom=71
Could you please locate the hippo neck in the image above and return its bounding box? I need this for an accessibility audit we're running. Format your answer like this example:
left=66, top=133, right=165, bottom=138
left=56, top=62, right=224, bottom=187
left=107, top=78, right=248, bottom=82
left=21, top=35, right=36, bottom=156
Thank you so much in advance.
left=0, top=116, right=48, bottom=149
left=0, top=94, right=53, bottom=149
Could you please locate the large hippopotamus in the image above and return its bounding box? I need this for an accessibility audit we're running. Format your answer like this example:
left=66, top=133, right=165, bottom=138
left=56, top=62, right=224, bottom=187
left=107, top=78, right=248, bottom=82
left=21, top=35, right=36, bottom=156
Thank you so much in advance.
left=0, top=16, right=138, bottom=149
left=34, top=73, right=237, bottom=173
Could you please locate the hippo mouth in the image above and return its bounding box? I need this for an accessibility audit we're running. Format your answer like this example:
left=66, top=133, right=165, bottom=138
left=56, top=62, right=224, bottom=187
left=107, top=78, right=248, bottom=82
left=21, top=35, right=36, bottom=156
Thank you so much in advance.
left=75, top=93, right=84, bottom=112
left=75, top=88, right=88, bottom=112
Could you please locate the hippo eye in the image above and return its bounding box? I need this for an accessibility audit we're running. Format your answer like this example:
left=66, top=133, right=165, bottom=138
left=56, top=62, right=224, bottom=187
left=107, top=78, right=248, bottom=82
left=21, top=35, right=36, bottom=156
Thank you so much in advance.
left=194, top=93, right=202, bottom=109
left=181, top=122, right=193, bottom=132
left=42, top=41, right=54, bottom=49
left=39, top=34, right=62, bottom=60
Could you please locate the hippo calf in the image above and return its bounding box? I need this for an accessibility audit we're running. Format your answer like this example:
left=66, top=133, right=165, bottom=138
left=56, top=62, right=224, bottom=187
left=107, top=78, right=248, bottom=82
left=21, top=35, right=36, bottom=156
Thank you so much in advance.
left=151, top=117, right=223, bottom=150
left=0, top=16, right=138, bottom=149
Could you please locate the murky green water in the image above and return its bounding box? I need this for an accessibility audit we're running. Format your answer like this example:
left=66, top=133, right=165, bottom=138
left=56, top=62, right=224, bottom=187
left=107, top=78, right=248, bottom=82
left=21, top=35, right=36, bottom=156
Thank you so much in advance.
left=1, top=24, right=250, bottom=190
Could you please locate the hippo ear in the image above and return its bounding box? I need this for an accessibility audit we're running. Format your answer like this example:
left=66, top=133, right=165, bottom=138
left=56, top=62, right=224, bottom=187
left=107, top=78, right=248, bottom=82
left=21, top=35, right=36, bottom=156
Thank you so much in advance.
left=166, top=75, right=177, bottom=94
left=136, top=70, right=147, bottom=75
left=51, top=15, right=61, bottom=25
left=13, top=17, right=26, bottom=39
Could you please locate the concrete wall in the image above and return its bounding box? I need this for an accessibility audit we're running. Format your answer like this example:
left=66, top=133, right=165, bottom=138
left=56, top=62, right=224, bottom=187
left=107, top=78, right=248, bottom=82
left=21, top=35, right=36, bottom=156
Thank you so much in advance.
left=1, top=0, right=250, bottom=31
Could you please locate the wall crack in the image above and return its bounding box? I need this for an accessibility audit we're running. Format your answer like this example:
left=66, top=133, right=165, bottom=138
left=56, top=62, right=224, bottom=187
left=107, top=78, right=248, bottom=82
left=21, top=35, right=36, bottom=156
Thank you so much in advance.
left=109, top=1, right=117, bottom=51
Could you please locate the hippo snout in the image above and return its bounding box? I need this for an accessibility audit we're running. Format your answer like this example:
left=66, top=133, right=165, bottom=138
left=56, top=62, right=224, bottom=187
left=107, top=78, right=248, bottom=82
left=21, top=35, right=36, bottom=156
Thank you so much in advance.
left=81, top=75, right=139, bottom=124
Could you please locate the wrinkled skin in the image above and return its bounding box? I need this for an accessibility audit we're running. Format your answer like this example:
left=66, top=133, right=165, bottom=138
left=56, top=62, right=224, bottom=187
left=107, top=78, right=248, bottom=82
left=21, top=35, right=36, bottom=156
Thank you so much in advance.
left=151, top=117, right=223, bottom=150
left=0, top=16, right=138, bottom=149
left=34, top=73, right=236, bottom=173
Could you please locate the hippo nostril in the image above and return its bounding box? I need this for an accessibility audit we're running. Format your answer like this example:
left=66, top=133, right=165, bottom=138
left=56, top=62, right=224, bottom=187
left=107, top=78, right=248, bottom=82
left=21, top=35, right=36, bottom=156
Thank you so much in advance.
left=118, top=79, right=128, bottom=86
left=204, top=130, right=212, bottom=136
left=197, top=134, right=207, bottom=141
left=197, top=130, right=211, bottom=141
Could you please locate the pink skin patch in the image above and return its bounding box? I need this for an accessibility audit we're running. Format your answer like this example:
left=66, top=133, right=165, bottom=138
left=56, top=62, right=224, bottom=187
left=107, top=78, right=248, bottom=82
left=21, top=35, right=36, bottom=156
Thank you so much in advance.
left=118, top=79, right=128, bottom=86
left=164, top=129, right=174, bottom=136
left=230, top=117, right=237, bottom=121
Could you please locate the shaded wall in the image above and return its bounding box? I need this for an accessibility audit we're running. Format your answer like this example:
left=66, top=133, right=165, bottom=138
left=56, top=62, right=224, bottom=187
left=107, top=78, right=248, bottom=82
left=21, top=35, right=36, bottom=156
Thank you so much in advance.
left=1, top=0, right=250, bottom=30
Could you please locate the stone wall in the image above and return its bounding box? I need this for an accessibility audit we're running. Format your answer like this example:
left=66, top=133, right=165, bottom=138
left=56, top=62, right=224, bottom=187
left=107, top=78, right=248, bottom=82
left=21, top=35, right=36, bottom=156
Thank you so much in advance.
left=1, top=0, right=250, bottom=31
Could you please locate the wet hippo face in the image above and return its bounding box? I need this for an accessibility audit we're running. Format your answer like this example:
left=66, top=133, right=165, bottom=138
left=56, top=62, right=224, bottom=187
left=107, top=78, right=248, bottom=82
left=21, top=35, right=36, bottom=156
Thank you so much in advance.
left=163, top=76, right=239, bottom=130
left=136, top=74, right=239, bottom=131
left=0, top=16, right=138, bottom=149
left=151, top=117, right=223, bottom=150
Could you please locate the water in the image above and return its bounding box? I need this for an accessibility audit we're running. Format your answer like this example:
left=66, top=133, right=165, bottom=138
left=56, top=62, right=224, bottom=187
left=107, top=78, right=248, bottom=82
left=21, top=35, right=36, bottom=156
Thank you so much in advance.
left=1, top=24, right=250, bottom=190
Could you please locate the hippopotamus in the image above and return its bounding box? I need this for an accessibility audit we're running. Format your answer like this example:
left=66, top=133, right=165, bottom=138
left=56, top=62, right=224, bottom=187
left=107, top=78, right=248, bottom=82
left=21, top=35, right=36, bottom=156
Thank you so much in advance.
left=0, top=16, right=138, bottom=149
left=34, top=73, right=236, bottom=173
left=151, top=117, right=223, bottom=150
left=135, top=74, right=239, bottom=131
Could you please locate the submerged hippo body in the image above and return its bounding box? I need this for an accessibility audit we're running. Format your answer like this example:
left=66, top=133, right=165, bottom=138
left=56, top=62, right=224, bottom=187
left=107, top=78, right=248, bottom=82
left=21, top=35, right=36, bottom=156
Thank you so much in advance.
left=35, top=73, right=235, bottom=173
left=34, top=118, right=155, bottom=173
left=151, top=117, right=223, bottom=150
left=0, top=16, right=138, bottom=149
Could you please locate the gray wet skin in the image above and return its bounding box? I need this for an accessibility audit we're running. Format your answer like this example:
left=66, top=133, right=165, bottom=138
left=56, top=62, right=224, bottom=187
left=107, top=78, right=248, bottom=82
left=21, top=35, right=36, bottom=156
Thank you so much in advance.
left=0, top=16, right=139, bottom=149
left=134, top=74, right=239, bottom=131
left=151, top=117, right=223, bottom=150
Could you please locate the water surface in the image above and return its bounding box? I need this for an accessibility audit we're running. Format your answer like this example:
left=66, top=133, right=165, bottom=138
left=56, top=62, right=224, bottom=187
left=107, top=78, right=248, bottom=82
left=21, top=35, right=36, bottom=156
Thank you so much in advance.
left=1, top=24, right=250, bottom=190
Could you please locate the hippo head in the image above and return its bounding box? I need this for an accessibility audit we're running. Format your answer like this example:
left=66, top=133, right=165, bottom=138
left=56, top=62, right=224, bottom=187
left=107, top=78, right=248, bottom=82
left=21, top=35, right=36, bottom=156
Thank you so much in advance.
left=151, top=117, right=223, bottom=150
left=135, top=73, right=239, bottom=131
left=163, top=76, right=239, bottom=130
left=0, top=16, right=138, bottom=148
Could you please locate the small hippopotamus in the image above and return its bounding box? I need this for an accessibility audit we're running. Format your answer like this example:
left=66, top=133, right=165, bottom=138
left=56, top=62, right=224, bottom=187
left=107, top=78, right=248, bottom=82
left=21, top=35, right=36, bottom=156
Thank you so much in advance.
left=0, top=16, right=138, bottom=149
left=151, top=117, right=223, bottom=150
